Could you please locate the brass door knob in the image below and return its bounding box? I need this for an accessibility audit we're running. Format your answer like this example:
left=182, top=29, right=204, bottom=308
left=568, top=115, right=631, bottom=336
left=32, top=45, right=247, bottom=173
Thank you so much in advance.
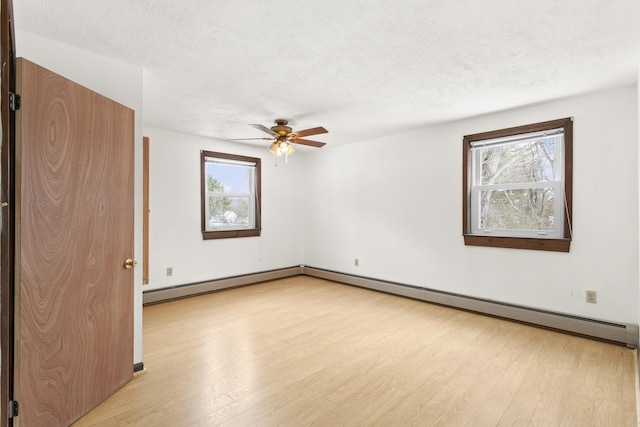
left=124, top=258, right=138, bottom=269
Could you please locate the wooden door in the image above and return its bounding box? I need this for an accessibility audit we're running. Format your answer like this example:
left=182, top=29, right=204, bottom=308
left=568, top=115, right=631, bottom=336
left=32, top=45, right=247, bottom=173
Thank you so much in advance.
left=14, top=58, right=134, bottom=426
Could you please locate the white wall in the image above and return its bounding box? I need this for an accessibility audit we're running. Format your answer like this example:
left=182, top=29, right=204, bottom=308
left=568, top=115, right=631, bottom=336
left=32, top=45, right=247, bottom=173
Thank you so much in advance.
left=302, top=85, right=639, bottom=324
left=16, top=31, right=145, bottom=364
left=143, top=127, right=304, bottom=289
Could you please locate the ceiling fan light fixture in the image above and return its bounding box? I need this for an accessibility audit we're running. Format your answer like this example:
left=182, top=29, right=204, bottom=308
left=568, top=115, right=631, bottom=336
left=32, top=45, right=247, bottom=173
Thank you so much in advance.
left=268, top=141, right=280, bottom=155
left=278, top=141, right=293, bottom=155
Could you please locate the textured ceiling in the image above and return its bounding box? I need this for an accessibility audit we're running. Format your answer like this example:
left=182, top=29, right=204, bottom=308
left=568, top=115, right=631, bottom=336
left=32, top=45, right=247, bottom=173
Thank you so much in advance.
left=13, top=0, right=640, bottom=149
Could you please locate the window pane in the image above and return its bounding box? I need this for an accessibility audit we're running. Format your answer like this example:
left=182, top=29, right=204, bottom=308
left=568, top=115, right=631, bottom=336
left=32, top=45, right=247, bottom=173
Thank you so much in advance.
left=207, top=163, right=251, bottom=193
left=480, top=137, right=557, bottom=185
left=208, top=196, right=251, bottom=228
left=480, top=187, right=555, bottom=231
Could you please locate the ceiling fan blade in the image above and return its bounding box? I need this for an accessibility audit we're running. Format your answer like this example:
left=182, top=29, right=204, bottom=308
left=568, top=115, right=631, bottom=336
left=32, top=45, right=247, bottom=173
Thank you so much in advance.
left=295, top=126, right=328, bottom=138
left=227, top=137, right=273, bottom=141
left=250, top=124, right=278, bottom=136
left=293, top=138, right=326, bottom=148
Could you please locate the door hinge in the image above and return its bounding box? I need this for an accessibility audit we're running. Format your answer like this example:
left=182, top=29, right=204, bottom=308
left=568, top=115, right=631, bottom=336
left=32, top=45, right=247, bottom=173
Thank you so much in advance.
left=8, top=400, right=18, bottom=418
left=9, top=92, right=21, bottom=111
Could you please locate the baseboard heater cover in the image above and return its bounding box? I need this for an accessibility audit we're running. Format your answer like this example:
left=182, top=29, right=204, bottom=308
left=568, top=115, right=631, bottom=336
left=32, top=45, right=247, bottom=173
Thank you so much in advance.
left=142, top=266, right=303, bottom=305
left=301, top=266, right=639, bottom=348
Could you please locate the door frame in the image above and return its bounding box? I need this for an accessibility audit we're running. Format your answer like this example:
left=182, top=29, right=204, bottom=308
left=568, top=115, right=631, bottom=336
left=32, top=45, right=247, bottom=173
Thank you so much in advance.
left=143, top=136, right=149, bottom=286
left=1, top=0, right=16, bottom=424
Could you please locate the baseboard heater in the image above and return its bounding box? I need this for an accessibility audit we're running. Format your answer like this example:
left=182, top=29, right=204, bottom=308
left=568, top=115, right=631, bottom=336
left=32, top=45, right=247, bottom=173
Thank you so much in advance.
left=142, top=264, right=639, bottom=348
left=302, top=266, right=639, bottom=349
left=142, top=266, right=302, bottom=305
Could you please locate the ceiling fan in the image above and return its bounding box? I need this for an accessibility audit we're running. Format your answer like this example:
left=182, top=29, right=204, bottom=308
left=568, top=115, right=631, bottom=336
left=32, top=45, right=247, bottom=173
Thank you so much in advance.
left=230, top=119, right=328, bottom=159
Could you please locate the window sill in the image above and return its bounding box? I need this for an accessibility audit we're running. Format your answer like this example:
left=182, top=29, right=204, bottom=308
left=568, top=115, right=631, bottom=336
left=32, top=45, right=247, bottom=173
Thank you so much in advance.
left=203, top=229, right=261, bottom=240
left=463, top=235, right=571, bottom=252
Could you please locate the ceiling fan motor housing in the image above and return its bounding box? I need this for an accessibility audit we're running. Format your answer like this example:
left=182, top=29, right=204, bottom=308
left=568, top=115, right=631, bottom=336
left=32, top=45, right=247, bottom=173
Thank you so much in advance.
left=272, top=119, right=293, bottom=137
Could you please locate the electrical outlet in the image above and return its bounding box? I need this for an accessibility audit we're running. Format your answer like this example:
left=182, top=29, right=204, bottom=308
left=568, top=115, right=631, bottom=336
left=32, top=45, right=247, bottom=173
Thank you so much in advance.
left=166, top=267, right=173, bottom=277
left=586, top=290, right=597, bottom=304
left=354, top=258, right=359, bottom=267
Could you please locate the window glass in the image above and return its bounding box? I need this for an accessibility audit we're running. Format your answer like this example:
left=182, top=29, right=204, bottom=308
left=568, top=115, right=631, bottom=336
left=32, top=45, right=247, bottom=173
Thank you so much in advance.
left=477, top=187, right=556, bottom=233
left=478, top=132, right=558, bottom=185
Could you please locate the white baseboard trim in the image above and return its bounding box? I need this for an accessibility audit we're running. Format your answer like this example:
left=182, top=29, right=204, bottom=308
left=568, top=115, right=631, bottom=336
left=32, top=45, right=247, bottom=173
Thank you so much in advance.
left=302, top=266, right=639, bottom=349
left=142, top=266, right=303, bottom=305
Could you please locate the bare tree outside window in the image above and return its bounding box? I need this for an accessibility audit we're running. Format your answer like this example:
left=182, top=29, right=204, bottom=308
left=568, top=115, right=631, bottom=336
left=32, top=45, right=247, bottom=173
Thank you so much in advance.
left=479, top=138, right=557, bottom=232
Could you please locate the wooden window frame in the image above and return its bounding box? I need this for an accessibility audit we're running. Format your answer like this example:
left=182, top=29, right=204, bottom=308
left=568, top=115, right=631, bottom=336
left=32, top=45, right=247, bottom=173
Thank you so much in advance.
left=462, top=117, right=573, bottom=252
left=200, top=150, right=261, bottom=240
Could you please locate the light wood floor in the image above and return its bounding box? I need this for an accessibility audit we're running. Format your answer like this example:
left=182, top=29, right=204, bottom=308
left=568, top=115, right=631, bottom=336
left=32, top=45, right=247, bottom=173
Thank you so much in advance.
left=74, top=276, right=638, bottom=426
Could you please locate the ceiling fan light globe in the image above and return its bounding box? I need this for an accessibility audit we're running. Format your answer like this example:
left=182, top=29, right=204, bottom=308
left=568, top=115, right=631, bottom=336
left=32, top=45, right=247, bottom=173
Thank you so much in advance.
left=279, top=142, right=294, bottom=155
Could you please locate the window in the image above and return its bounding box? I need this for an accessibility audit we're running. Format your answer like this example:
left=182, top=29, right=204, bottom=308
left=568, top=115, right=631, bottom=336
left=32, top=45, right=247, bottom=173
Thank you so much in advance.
left=201, top=151, right=261, bottom=239
left=463, top=117, right=572, bottom=252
